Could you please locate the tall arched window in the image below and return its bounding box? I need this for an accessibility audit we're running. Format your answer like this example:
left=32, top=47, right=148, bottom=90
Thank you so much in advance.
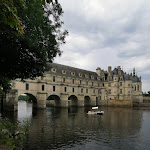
left=72, top=79, right=74, bottom=84
left=64, top=87, right=67, bottom=92
left=73, top=88, right=74, bottom=93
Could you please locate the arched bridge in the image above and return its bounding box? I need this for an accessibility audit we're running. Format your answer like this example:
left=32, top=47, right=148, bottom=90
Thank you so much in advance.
left=5, top=78, right=99, bottom=111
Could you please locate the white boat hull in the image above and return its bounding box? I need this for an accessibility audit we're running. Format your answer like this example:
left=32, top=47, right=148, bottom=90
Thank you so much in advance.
left=87, top=111, right=104, bottom=115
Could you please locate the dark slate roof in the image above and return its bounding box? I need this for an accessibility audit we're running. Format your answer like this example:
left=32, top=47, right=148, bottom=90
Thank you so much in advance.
left=130, top=76, right=140, bottom=82
left=46, top=63, right=141, bottom=82
left=123, top=74, right=130, bottom=80
left=112, top=68, right=118, bottom=75
left=112, top=68, right=141, bottom=82
left=48, top=63, right=98, bottom=80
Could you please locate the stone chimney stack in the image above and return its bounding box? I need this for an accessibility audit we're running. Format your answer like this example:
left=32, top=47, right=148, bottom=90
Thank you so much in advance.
left=96, top=67, right=101, bottom=76
left=108, top=66, right=112, bottom=73
left=117, top=66, right=121, bottom=75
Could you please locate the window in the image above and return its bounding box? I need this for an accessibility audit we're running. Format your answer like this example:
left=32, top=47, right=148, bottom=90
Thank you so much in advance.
left=98, top=90, right=100, bottom=94
left=128, top=91, right=130, bottom=96
left=42, top=85, right=44, bottom=91
left=103, top=83, right=105, bottom=87
left=138, top=85, right=139, bottom=91
left=73, top=88, right=74, bottom=93
left=71, top=72, right=75, bottom=76
left=120, top=89, right=122, bottom=94
left=86, top=89, right=88, bottom=93
left=81, top=88, right=83, bottom=93
left=79, top=73, right=82, bottom=77
left=135, top=85, right=136, bottom=91
left=26, top=83, right=29, bottom=90
left=80, top=80, right=82, bottom=85
left=53, top=86, right=55, bottom=92
left=108, top=83, right=111, bottom=87
left=93, top=89, right=95, bottom=94
left=64, top=87, right=67, bottom=92
left=72, top=79, right=74, bottom=84
left=120, top=82, right=122, bottom=86
left=52, top=68, right=56, bottom=72
left=53, top=76, right=55, bottom=82
left=108, top=89, right=111, bottom=94
left=98, top=83, right=100, bottom=87
left=62, top=70, right=66, bottom=74
left=86, top=81, right=88, bottom=85
left=92, top=82, right=94, bottom=86
left=63, top=78, right=65, bottom=83
left=85, top=74, right=89, bottom=78
left=91, top=75, right=94, bottom=79
left=128, top=84, right=130, bottom=87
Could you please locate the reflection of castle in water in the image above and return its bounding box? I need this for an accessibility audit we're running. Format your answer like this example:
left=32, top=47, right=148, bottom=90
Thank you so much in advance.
left=22, top=106, right=143, bottom=149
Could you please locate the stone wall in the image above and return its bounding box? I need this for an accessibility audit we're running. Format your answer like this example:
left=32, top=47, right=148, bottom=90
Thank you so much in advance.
left=99, top=99, right=133, bottom=107
left=5, top=89, right=18, bottom=111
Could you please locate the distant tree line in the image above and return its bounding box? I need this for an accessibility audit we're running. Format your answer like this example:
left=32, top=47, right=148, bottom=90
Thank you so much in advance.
left=143, top=91, right=150, bottom=97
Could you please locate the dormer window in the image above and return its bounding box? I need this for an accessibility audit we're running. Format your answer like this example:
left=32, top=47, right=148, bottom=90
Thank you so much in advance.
left=71, top=72, right=75, bottom=76
left=62, top=70, right=66, bottom=74
left=85, top=74, right=89, bottom=78
left=52, top=68, right=56, bottom=72
left=79, top=73, right=82, bottom=77
left=91, top=75, right=94, bottom=79
left=97, top=77, right=100, bottom=80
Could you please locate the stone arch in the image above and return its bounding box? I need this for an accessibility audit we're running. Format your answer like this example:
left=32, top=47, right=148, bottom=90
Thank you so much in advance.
left=84, top=96, right=91, bottom=106
left=68, top=95, right=78, bottom=107
left=47, top=95, right=61, bottom=107
left=18, top=93, right=37, bottom=108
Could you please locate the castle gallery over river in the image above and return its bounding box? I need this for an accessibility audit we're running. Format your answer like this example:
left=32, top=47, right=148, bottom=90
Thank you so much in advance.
left=6, top=63, right=143, bottom=110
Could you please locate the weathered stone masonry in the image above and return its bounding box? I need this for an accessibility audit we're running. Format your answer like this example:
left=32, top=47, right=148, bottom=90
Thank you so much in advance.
left=6, top=63, right=143, bottom=110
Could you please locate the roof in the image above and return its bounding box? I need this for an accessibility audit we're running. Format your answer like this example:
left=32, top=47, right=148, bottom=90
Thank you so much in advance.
left=46, top=63, right=141, bottom=82
left=47, top=63, right=99, bottom=80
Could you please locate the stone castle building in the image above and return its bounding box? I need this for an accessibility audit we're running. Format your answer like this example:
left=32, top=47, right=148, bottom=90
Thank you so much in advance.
left=7, top=63, right=143, bottom=110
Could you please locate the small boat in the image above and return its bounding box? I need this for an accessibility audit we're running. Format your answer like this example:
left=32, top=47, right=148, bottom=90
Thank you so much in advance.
left=87, top=106, right=104, bottom=115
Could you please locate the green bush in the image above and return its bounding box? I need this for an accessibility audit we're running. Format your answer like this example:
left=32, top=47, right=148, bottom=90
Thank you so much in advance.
left=0, top=118, right=30, bottom=149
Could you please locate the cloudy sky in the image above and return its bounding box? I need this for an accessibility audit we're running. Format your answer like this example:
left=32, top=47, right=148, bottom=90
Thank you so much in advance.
left=54, top=0, right=150, bottom=92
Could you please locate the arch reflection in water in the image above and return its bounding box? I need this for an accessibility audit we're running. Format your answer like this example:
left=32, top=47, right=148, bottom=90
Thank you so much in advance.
left=47, top=95, right=61, bottom=107
left=68, top=95, right=78, bottom=107
left=21, top=106, right=146, bottom=150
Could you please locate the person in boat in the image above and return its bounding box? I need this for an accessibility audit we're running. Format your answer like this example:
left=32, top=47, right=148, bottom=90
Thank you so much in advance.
left=91, top=109, right=94, bottom=112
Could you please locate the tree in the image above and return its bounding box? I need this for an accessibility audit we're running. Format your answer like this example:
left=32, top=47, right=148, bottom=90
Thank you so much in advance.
left=0, top=0, right=68, bottom=90
left=0, top=0, right=24, bottom=34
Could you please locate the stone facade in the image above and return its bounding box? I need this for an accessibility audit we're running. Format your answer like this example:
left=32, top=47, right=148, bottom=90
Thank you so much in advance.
left=9, top=63, right=143, bottom=109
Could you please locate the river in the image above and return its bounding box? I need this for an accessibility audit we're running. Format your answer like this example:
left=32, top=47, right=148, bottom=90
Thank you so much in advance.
left=1, top=101, right=150, bottom=150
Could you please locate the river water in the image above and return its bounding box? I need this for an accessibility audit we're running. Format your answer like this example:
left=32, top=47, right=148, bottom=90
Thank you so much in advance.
left=2, top=101, right=150, bottom=150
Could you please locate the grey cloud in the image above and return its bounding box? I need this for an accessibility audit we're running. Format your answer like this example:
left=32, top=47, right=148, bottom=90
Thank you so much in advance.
left=57, top=0, right=150, bottom=92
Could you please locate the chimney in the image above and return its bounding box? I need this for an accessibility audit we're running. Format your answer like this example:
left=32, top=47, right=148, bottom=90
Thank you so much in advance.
left=96, top=67, right=101, bottom=76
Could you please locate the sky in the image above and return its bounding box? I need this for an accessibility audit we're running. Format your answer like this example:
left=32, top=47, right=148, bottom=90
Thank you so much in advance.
left=54, top=0, right=150, bottom=92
